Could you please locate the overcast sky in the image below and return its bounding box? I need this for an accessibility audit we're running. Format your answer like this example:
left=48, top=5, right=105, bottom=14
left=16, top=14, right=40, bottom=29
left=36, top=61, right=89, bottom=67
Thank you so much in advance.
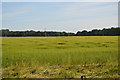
left=2, top=2, right=118, bottom=32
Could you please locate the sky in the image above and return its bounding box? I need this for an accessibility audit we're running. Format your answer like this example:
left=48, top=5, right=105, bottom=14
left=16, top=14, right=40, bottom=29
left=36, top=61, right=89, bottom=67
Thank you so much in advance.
left=1, top=0, right=120, bottom=2
left=1, top=2, right=118, bottom=33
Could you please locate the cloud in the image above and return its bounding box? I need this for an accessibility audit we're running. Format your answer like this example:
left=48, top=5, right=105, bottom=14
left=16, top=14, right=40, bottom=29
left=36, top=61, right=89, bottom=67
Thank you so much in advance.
left=54, top=2, right=117, bottom=19
left=41, top=16, right=118, bottom=32
left=18, top=3, right=117, bottom=24
left=7, top=15, right=117, bottom=32
left=2, top=2, right=118, bottom=32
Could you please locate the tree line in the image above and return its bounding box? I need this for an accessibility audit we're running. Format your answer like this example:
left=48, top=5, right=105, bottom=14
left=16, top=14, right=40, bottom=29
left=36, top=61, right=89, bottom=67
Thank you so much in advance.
left=0, top=27, right=120, bottom=37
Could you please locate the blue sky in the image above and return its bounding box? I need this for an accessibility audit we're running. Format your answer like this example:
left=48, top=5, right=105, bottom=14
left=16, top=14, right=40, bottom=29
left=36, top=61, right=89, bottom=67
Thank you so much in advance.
left=1, top=0, right=119, bottom=2
left=2, top=2, right=118, bottom=32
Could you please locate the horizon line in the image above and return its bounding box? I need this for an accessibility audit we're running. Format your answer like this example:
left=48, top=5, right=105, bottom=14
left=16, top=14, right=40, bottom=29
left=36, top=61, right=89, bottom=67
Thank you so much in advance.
left=1, top=26, right=119, bottom=33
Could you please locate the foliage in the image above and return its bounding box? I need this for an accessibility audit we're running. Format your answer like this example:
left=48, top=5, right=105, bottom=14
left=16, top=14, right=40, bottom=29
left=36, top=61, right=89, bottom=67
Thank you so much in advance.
left=76, top=27, right=120, bottom=36
left=0, top=27, right=120, bottom=37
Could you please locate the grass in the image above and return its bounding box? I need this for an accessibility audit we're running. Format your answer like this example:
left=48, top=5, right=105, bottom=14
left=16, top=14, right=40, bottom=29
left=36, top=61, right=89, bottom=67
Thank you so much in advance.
left=1, top=36, right=119, bottom=78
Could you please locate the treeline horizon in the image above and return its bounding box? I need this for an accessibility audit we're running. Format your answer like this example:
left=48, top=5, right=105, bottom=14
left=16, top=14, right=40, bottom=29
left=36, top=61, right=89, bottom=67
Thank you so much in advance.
left=0, top=27, right=120, bottom=37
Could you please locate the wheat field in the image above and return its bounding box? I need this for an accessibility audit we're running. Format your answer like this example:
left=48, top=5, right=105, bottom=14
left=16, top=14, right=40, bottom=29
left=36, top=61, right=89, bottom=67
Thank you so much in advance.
left=1, top=36, right=119, bottom=78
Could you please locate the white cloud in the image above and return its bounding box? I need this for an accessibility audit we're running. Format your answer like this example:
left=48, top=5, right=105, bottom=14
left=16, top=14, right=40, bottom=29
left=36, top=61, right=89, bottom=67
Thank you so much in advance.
left=2, top=2, right=118, bottom=32
left=30, top=2, right=117, bottom=24
left=3, top=15, right=117, bottom=32
left=16, top=15, right=117, bottom=32
left=43, top=16, right=118, bottom=32
left=19, top=2, right=117, bottom=24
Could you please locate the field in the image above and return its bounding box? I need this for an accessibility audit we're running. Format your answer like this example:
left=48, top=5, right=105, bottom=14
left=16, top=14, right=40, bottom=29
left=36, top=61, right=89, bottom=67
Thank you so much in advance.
left=1, top=36, right=119, bottom=78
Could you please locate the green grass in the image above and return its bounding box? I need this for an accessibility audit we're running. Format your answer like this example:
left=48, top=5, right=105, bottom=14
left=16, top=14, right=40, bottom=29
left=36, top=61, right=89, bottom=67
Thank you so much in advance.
left=1, top=36, right=119, bottom=78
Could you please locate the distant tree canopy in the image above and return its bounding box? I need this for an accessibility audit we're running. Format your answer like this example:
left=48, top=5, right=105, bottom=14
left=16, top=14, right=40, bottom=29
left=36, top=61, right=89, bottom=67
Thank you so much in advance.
left=76, top=27, right=120, bottom=36
left=0, top=27, right=120, bottom=37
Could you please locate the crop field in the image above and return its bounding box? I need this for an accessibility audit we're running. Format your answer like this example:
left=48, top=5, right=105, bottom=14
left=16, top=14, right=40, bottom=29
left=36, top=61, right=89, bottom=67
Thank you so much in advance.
left=1, top=36, right=119, bottom=78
